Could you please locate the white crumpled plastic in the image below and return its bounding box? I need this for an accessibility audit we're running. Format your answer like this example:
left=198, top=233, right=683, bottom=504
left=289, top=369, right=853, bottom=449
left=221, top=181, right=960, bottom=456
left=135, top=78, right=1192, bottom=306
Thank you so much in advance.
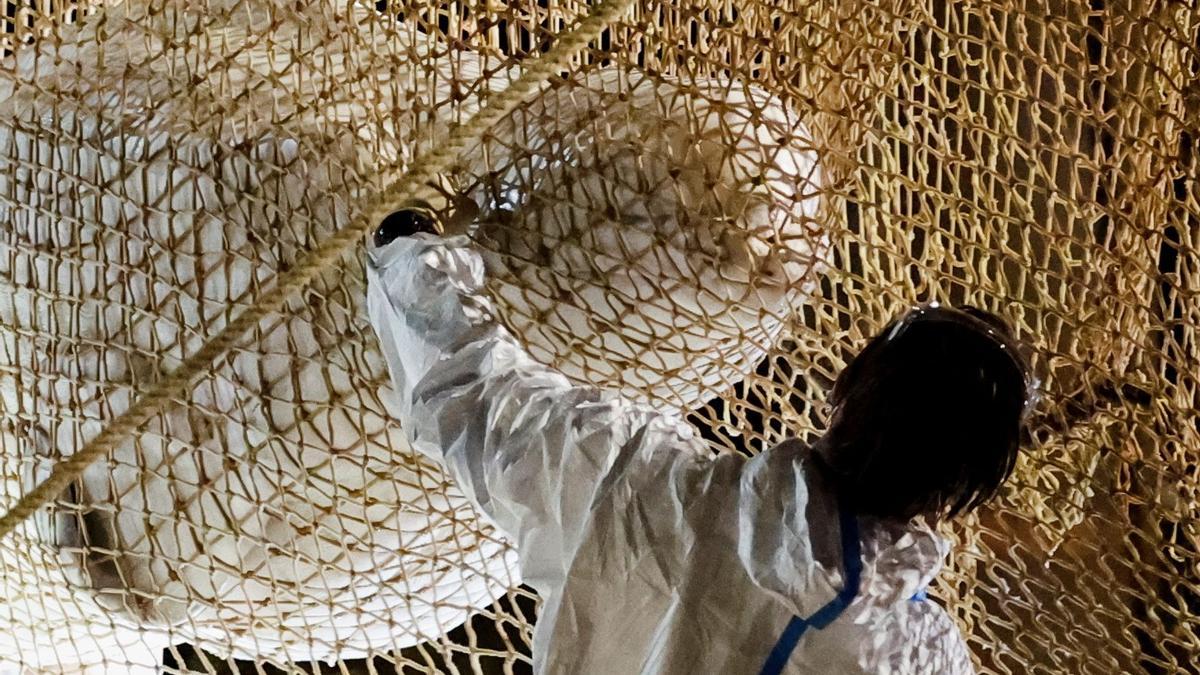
left=367, top=235, right=977, bottom=674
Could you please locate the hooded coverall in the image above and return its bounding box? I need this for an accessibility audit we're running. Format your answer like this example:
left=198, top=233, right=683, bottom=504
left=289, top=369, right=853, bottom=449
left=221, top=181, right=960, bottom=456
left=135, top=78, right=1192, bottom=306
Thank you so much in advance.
left=366, top=234, right=976, bottom=674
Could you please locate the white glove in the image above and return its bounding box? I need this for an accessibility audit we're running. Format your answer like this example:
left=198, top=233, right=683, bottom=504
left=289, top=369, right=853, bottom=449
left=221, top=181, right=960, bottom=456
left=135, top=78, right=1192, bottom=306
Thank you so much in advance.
left=366, top=233, right=496, bottom=423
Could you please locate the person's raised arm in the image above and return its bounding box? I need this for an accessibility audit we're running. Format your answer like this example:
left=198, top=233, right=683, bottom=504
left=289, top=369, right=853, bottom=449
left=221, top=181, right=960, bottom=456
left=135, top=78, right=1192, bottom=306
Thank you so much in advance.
left=365, top=233, right=714, bottom=592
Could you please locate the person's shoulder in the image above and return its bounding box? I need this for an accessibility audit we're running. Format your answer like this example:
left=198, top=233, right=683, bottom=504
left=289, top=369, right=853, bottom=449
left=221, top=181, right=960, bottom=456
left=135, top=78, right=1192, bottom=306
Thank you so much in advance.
left=752, top=437, right=812, bottom=467
left=741, top=438, right=813, bottom=487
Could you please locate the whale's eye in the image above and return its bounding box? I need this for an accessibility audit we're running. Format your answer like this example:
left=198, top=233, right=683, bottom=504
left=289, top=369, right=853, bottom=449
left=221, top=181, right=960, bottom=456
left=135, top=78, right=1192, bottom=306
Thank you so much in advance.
left=374, top=208, right=439, bottom=247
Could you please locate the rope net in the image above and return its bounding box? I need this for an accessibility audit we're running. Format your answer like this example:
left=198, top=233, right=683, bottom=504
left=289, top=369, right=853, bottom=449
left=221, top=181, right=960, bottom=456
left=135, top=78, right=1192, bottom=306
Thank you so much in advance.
left=1, top=0, right=1196, bottom=673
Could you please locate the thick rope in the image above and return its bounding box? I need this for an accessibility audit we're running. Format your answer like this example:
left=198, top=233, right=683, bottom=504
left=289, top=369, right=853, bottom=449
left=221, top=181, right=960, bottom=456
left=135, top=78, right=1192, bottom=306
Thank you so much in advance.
left=0, top=0, right=638, bottom=543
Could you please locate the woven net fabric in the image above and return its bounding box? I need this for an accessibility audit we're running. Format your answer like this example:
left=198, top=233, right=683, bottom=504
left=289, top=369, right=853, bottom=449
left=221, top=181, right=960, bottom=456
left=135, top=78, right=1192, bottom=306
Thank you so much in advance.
left=1, top=0, right=1197, bottom=673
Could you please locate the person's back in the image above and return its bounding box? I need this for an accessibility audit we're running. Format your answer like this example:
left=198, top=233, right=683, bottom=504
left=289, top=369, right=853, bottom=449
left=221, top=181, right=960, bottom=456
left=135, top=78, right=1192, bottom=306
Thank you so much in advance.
left=365, top=214, right=1035, bottom=673
left=526, top=438, right=976, bottom=673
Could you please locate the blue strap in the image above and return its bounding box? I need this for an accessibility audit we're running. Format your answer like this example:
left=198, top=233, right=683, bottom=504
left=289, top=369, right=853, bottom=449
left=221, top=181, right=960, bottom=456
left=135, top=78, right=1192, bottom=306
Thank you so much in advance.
left=758, top=506, right=862, bottom=675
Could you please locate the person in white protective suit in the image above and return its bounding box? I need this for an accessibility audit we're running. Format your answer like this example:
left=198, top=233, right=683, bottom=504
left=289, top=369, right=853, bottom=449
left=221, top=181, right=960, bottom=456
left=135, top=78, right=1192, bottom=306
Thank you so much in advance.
left=365, top=209, right=1037, bottom=674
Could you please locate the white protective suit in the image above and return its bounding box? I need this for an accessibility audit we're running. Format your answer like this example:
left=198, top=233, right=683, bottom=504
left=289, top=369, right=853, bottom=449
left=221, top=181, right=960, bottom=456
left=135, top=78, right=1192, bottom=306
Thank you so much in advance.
left=366, top=234, right=976, bottom=674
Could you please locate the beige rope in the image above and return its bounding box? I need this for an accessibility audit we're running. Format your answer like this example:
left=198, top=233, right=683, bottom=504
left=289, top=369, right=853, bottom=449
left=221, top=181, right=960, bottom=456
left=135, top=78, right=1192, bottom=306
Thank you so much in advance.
left=0, top=0, right=637, bottom=543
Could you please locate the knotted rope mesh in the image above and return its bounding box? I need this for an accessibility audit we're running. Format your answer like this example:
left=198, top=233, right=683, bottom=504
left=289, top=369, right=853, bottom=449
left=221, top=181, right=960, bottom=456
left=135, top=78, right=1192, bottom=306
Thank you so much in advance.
left=1, top=0, right=1197, bottom=673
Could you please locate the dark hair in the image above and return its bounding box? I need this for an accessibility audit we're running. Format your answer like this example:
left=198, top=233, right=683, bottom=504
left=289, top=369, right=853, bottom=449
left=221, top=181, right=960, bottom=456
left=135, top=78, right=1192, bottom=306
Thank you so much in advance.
left=818, top=305, right=1032, bottom=522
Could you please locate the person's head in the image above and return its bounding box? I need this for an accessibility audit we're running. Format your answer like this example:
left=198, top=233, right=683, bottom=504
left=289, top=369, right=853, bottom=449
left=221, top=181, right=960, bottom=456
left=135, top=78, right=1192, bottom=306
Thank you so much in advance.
left=817, top=304, right=1035, bottom=523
